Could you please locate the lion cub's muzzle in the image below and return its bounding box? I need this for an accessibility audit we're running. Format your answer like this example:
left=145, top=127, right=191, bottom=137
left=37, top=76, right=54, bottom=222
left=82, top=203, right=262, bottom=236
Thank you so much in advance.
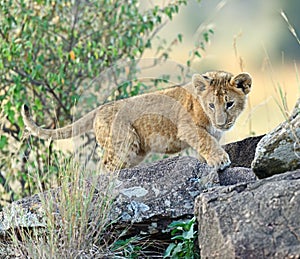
left=214, top=112, right=233, bottom=130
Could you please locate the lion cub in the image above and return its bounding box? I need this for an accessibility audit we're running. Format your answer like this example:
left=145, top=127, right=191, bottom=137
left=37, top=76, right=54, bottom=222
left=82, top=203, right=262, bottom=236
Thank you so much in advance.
left=22, top=71, right=252, bottom=171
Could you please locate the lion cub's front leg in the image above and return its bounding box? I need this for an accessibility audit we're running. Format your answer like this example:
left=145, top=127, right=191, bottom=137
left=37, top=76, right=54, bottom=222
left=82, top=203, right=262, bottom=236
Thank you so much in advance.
left=179, top=127, right=231, bottom=170
left=198, top=130, right=231, bottom=170
left=203, top=143, right=231, bottom=170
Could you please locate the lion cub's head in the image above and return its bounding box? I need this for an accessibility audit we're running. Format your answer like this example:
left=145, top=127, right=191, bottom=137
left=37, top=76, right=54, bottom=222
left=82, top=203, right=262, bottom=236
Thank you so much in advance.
left=192, top=71, right=252, bottom=130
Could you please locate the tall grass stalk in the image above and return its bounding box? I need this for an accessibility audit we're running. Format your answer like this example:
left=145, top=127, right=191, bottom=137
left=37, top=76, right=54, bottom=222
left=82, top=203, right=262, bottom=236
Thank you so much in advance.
left=281, top=11, right=300, bottom=45
left=263, top=13, right=300, bottom=159
left=278, top=11, right=300, bottom=135
left=10, top=142, right=119, bottom=258
left=233, top=33, right=255, bottom=135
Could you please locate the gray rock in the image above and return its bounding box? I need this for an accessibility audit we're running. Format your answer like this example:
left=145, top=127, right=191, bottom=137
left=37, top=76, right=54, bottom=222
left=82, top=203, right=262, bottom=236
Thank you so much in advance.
left=252, top=98, right=300, bottom=178
left=194, top=169, right=300, bottom=259
left=223, top=135, right=264, bottom=168
left=110, top=157, right=256, bottom=238
left=0, top=156, right=256, bottom=236
left=0, top=135, right=261, bottom=256
left=218, top=167, right=257, bottom=186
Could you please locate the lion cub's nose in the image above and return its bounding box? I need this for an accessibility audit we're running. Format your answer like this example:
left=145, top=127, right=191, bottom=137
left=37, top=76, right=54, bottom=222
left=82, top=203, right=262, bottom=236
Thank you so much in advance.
left=215, top=112, right=227, bottom=126
left=216, top=123, right=226, bottom=129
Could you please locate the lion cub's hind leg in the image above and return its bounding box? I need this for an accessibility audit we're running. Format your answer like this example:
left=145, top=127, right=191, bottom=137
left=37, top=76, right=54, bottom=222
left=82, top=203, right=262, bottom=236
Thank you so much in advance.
left=102, top=131, right=146, bottom=171
left=98, top=124, right=145, bottom=171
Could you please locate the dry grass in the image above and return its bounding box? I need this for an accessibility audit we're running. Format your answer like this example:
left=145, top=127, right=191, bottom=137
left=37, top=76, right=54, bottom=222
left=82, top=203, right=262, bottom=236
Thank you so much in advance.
left=7, top=146, right=121, bottom=258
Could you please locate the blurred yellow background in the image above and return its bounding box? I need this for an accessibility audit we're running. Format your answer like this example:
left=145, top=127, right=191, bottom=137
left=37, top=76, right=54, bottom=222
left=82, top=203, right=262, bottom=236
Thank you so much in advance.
left=143, top=0, right=300, bottom=143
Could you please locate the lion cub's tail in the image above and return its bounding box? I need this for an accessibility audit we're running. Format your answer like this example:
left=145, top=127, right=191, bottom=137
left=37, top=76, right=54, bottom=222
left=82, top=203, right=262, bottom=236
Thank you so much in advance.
left=21, top=104, right=97, bottom=140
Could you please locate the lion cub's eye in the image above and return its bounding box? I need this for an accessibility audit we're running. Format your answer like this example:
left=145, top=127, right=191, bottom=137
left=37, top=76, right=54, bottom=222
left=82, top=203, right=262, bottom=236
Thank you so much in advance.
left=226, top=101, right=234, bottom=109
left=209, top=103, right=215, bottom=110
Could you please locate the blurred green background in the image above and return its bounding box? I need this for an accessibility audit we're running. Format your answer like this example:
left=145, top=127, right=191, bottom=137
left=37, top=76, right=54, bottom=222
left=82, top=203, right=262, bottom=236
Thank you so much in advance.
left=140, top=0, right=300, bottom=142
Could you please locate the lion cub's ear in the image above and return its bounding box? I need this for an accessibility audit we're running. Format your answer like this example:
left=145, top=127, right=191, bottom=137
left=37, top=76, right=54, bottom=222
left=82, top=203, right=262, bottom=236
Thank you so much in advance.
left=231, top=73, right=252, bottom=95
left=192, top=74, right=211, bottom=93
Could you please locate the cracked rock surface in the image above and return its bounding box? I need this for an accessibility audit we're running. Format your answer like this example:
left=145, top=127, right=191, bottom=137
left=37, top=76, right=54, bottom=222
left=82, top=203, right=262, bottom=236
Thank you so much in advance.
left=195, top=170, right=300, bottom=259
left=0, top=156, right=256, bottom=237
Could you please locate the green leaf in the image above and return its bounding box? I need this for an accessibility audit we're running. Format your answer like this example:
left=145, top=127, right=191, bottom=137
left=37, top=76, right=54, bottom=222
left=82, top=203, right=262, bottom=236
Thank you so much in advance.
left=168, top=220, right=187, bottom=229
left=177, top=33, right=183, bottom=43
left=164, top=243, right=176, bottom=258
left=194, top=50, right=201, bottom=58
left=0, top=136, right=8, bottom=149
left=183, top=227, right=195, bottom=240
left=8, top=109, right=15, bottom=123
left=34, top=99, right=42, bottom=110
left=172, top=242, right=184, bottom=256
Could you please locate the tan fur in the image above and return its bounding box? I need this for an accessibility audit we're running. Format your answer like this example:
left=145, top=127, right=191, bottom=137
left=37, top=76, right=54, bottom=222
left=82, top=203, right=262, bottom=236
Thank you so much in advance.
left=22, top=71, right=252, bottom=171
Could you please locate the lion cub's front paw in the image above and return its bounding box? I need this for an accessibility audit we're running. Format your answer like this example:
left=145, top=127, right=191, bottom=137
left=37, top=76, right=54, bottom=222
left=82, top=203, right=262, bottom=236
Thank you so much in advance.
left=206, top=149, right=231, bottom=170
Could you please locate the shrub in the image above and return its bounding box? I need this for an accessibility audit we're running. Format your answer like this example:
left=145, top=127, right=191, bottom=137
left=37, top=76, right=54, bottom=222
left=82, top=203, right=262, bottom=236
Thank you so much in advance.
left=0, top=0, right=204, bottom=204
